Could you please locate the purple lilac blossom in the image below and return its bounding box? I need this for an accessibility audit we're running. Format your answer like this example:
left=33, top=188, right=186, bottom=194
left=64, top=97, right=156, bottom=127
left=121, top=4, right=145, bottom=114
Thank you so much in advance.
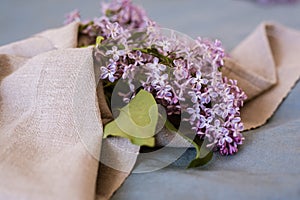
left=64, top=9, right=80, bottom=24
left=96, top=25, right=247, bottom=155
left=64, top=0, right=151, bottom=46
left=66, top=0, right=247, bottom=156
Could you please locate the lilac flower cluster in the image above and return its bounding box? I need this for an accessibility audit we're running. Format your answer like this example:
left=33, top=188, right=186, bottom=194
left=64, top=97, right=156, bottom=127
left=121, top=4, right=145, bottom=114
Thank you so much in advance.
left=101, top=0, right=148, bottom=29
left=65, top=0, right=150, bottom=46
left=66, top=0, right=247, bottom=155
left=64, top=9, right=80, bottom=24
left=96, top=26, right=247, bottom=155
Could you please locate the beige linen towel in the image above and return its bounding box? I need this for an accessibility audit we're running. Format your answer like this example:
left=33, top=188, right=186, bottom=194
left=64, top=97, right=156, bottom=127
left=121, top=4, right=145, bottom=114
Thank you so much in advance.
left=1, top=21, right=300, bottom=200
left=0, top=22, right=138, bottom=200
left=223, top=22, right=300, bottom=129
left=0, top=23, right=102, bottom=200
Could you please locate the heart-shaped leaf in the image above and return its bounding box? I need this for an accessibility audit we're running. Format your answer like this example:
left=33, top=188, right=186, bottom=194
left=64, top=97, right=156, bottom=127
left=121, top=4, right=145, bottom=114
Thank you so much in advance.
left=103, top=89, right=158, bottom=147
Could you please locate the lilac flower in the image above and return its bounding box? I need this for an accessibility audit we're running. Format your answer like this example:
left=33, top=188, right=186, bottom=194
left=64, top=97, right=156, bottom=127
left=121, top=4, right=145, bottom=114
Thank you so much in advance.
left=106, top=46, right=125, bottom=61
left=169, top=93, right=180, bottom=105
left=146, top=20, right=158, bottom=35
left=205, top=87, right=218, bottom=102
left=212, top=103, right=229, bottom=118
left=233, top=132, right=245, bottom=145
left=106, top=22, right=122, bottom=39
left=190, top=71, right=209, bottom=90
left=151, top=73, right=169, bottom=87
left=187, top=106, right=201, bottom=123
left=146, top=57, right=166, bottom=73
left=64, top=9, right=80, bottom=24
left=198, top=92, right=209, bottom=105
left=199, top=115, right=213, bottom=129
left=93, top=17, right=106, bottom=28
left=225, top=116, right=244, bottom=137
left=128, top=51, right=144, bottom=66
left=212, top=40, right=225, bottom=66
left=122, top=64, right=135, bottom=79
left=218, top=131, right=233, bottom=146
left=191, top=120, right=205, bottom=136
left=141, top=77, right=154, bottom=92
left=173, top=80, right=189, bottom=102
left=231, top=122, right=244, bottom=137
left=156, top=39, right=171, bottom=52
left=188, top=90, right=202, bottom=104
left=80, top=17, right=108, bottom=38
left=208, top=120, right=227, bottom=136
left=102, top=0, right=149, bottom=29
left=196, top=38, right=225, bottom=69
left=156, top=84, right=172, bottom=101
left=219, top=143, right=238, bottom=156
left=100, top=62, right=117, bottom=82
left=173, top=59, right=188, bottom=80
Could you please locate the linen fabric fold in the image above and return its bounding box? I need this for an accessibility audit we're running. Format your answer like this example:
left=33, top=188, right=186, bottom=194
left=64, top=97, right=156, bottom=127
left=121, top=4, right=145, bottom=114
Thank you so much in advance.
left=1, top=21, right=300, bottom=200
left=0, top=22, right=137, bottom=200
left=0, top=46, right=100, bottom=199
left=223, top=22, right=300, bottom=129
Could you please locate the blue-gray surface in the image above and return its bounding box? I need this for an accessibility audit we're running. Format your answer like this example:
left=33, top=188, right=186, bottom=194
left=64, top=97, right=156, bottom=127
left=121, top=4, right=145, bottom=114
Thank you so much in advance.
left=1, top=0, right=300, bottom=199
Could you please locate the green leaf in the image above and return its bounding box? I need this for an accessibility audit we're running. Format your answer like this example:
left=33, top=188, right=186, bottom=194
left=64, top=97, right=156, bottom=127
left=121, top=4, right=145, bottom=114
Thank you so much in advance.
left=165, top=120, right=213, bottom=168
left=104, top=120, right=155, bottom=147
left=115, top=90, right=158, bottom=138
left=103, top=90, right=158, bottom=147
left=187, top=146, right=213, bottom=168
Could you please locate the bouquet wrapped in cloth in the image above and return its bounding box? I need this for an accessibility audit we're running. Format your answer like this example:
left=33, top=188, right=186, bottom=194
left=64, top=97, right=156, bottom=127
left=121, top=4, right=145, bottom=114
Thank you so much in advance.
left=1, top=0, right=300, bottom=199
